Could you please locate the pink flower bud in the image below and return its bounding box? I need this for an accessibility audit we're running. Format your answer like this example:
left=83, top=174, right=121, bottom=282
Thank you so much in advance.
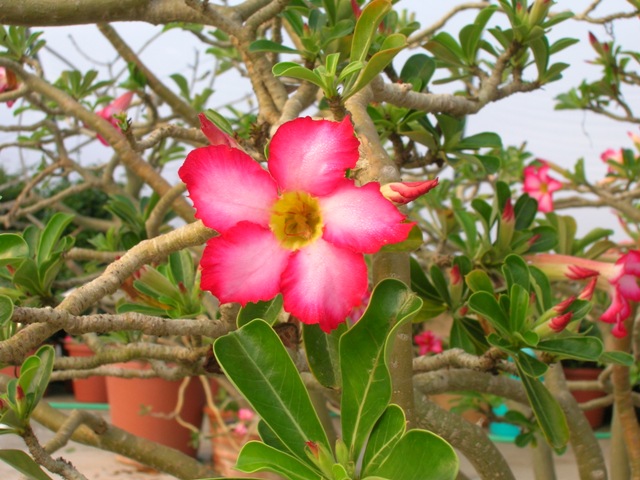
left=549, top=312, right=573, bottom=332
left=380, top=179, right=439, bottom=205
left=502, top=198, right=515, bottom=222
left=305, top=441, right=319, bottom=458
left=238, top=408, right=254, bottom=422
left=553, top=295, right=575, bottom=313
left=16, top=385, right=25, bottom=401
left=449, top=265, right=461, bottom=286
left=566, top=265, right=599, bottom=280
left=198, top=113, right=238, bottom=148
left=579, top=276, right=598, bottom=301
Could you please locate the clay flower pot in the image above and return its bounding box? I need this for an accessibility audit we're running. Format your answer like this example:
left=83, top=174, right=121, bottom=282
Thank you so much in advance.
left=62, top=337, right=108, bottom=403
left=106, top=362, right=206, bottom=457
left=564, top=366, right=607, bottom=429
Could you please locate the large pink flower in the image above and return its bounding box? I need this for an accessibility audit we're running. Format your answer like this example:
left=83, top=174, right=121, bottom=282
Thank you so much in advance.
left=179, top=116, right=414, bottom=332
left=530, top=251, right=640, bottom=338
left=95, top=92, right=134, bottom=145
left=523, top=161, right=562, bottom=213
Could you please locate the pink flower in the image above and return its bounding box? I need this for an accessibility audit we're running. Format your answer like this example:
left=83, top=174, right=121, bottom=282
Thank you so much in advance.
left=414, top=330, right=443, bottom=355
left=199, top=113, right=238, bottom=148
left=95, top=92, right=134, bottom=145
left=523, top=161, right=562, bottom=213
left=600, top=148, right=624, bottom=178
left=629, top=130, right=640, bottom=147
left=529, top=251, right=640, bottom=338
left=0, top=67, right=19, bottom=107
left=233, top=423, right=248, bottom=436
left=379, top=179, right=439, bottom=205
left=237, top=408, right=254, bottom=422
left=179, top=117, right=413, bottom=332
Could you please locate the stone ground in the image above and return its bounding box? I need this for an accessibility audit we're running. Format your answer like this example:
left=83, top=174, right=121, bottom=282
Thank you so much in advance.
left=0, top=393, right=611, bottom=480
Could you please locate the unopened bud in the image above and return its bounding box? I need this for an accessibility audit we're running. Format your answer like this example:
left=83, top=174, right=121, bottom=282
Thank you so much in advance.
left=380, top=179, right=439, bottom=205
left=553, top=295, right=575, bottom=313
left=549, top=312, right=573, bottom=332
left=566, top=265, right=599, bottom=280
left=198, top=113, right=238, bottom=148
left=578, top=276, right=598, bottom=301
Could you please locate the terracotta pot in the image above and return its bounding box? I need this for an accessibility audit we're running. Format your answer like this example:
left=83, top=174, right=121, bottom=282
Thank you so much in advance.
left=106, top=362, right=206, bottom=457
left=564, top=367, right=606, bottom=429
left=205, top=407, right=279, bottom=479
left=63, top=338, right=108, bottom=403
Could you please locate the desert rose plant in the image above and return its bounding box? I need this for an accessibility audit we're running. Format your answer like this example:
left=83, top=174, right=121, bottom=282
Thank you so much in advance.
left=1, top=1, right=640, bottom=479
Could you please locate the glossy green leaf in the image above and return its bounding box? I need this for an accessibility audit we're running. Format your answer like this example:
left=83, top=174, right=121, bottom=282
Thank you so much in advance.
left=235, top=441, right=321, bottom=480
left=249, top=39, right=300, bottom=54
left=527, top=226, right=558, bottom=253
left=503, top=254, right=530, bottom=291
left=468, top=292, right=509, bottom=337
left=399, top=53, right=435, bottom=90
left=21, top=345, right=55, bottom=418
left=429, top=265, right=452, bottom=307
left=214, top=320, right=330, bottom=463
left=516, top=363, right=569, bottom=449
left=599, top=351, right=634, bottom=366
left=530, top=35, right=549, bottom=79
left=375, top=429, right=458, bottom=479
left=351, top=0, right=391, bottom=63
left=536, top=336, right=603, bottom=362
left=273, top=62, right=325, bottom=89
left=424, top=32, right=465, bottom=67
left=340, top=279, right=422, bottom=460
left=237, top=295, right=283, bottom=327
left=450, top=317, right=489, bottom=354
left=36, top=213, right=74, bottom=265
left=529, top=266, right=552, bottom=312
left=0, top=450, right=54, bottom=480
left=362, top=404, right=406, bottom=476
left=349, top=33, right=406, bottom=96
left=303, top=322, right=344, bottom=389
left=456, top=132, right=502, bottom=150
left=516, top=350, right=548, bottom=378
left=410, top=257, right=441, bottom=301
left=509, top=284, right=530, bottom=333
left=465, top=270, right=494, bottom=294
left=0, top=294, right=14, bottom=325
left=0, top=234, right=28, bottom=266
left=514, top=194, right=538, bottom=231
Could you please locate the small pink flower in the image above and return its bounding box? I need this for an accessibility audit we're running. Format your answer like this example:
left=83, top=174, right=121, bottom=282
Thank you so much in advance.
left=414, top=330, right=443, bottom=356
left=0, top=67, right=19, bottom=107
left=380, top=179, right=439, bottom=205
left=628, top=130, right=640, bottom=147
left=199, top=113, right=238, bottom=148
left=523, top=161, right=562, bottom=213
left=95, top=92, right=134, bottom=145
left=237, top=408, right=254, bottom=422
left=179, top=117, right=413, bottom=332
left=233, top=423, right=248, bottom=436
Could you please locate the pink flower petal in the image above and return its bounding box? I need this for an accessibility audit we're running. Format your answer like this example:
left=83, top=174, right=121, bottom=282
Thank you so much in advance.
left=620, top=250, right=640, bottom=276
left=536, top=193, right=554, bottom=213
left=617, top=274, right=640, bottom=301
left=268, top=117, right=360, bottom=196
left=546, top=177, right=563, bottom=193
left=200, top=222, right=290, bottom=305
left=199, top=113, right=238, bottom=148
left=179, top=146, right=278, bottom=233
left=319, top=181, right=413, bottom=253
left=280, top=239, right=368, bottom=332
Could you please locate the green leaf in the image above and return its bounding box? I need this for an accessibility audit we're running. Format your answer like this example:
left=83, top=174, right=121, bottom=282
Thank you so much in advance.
left=509, top=284, right=530, bottom=333
left=235, top=441, right=321, bottom=480
left=514, top=195, right=538, bottom=231
left=423, top=32, right=465, bottom=67
left=456, top=132, right=502, bottom=150
left=249, top=39, right=300, bottom=54
left=399, top=54, right=435, bottom=90
left=237, top=295, right=283, bottom=327
left=0, top=294, right=13, bottom=326
left=272, top=62, right=326, bottom=89
left=503, top=254, right=530, bottom=291
left=362, top=404, right=406, bottom=477
left=598, top=351, right=634, bottom=366
left=465, top=270, right=494, bottom=294
left=516, top=350, right=548, bottom=378
left=214, top=320, right=330, bottom=464
left=303, top=323, right=344, bottom=389
left=468, top=292, right=510, bottom=338
left=340, top=279, right=422, bottom=460
left=349, top=33, right=406, bottom=96
left=350, top=0, right=392, bottom=63
left=375, top=429, right=458, bottom=479
left=429, top=265, right=452, bottom=307
left=0, top=234, right=28, bottom=266
left=36, top=213, right=74, bottom=265
left=516, top=363, right=569, bottom=449
left=536, top=336, right=603, bottom=362
left=0, top=450, right=54, bottom=480
left=529, top=35, right=549, bottom=79
left=526, top=226, right=558, bottom=253
left=410, top=257, right=441, bottom=301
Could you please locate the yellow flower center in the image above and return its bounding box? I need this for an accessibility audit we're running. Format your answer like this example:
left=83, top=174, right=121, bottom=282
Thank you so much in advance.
left=269, top=191, right=323, bottom=250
